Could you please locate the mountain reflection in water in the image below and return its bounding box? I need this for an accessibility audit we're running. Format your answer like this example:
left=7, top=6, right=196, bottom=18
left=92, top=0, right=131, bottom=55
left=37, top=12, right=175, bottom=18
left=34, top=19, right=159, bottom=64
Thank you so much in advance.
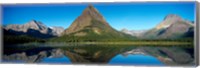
left=3, top=43, right=194, bottom=66
left=109, top=54, right=164, bottom=66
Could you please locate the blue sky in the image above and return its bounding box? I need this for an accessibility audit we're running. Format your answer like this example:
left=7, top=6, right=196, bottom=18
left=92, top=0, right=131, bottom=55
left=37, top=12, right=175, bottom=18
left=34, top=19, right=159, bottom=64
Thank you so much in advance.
left=2, top=2, right=196, bottom=30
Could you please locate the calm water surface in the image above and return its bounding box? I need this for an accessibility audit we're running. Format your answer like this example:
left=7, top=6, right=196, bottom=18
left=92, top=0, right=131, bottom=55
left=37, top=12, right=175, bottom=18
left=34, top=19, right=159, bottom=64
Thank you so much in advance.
left=2, top=43, right=194, bottom=66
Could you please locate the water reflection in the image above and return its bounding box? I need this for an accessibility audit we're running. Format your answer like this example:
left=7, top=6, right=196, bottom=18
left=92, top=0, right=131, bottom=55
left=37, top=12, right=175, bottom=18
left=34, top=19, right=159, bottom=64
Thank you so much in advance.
left=41, top=56, right=71, bottom=64
left=109, top=54, right=164, bottom=66
left=2, top=44, right=194, bottom=66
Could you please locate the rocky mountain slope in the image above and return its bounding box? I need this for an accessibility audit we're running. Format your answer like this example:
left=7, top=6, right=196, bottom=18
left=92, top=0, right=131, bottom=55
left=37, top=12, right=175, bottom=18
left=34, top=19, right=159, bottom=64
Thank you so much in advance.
left=56, top=5, right=134, bottom=42
left=4, top=20, right=64, bottom=39
left=143, top=14, right=194, bottom=39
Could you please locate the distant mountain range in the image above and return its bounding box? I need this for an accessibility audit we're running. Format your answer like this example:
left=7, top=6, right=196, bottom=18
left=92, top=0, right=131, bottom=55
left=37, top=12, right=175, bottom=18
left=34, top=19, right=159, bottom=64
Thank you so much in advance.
left=120, top=28, right=147, bottom=37
left=3, top=20, right=64, bottom=39
left=143, top=14, right=194, bottom=39
left=3, top=5, right=194, bottom=41
left=121, top=14, right=194, bottom=39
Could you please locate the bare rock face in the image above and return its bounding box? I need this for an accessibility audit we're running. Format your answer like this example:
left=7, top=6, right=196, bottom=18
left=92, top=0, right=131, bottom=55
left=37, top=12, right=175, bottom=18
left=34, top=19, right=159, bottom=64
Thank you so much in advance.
left=144, top=14, right=194, bottom=39
left=62, top=5, right=112, bottom=36
left=59, top=5, right=134, bottom=41
left=155, top=14, right=193, bottom=30
left=24, top=20, right=49, bottom=33
left=5, top=20, right=49, bottom=34
left=158, top=21, right=193, bottom=38
left=4, top=20, right=64, bottom=38
left=155, top=14, right=183, bottom=29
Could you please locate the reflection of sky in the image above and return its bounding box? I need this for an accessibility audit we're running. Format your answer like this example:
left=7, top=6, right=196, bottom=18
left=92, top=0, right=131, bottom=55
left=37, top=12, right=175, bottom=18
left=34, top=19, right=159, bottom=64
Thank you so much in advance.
left=40, top=56, right=71, bottom=64
left=109, top=54, right=164, bottom=66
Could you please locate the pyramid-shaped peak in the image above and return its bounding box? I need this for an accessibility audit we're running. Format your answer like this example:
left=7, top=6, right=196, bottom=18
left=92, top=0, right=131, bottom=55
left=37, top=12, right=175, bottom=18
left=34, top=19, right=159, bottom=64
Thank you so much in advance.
left=88, top=4, right=95, bottom=9
left=62, top=4, right=113, bottom=35
left=84, top=5, right=97, bottom=11
left=82, top=5, right=102, bottom=17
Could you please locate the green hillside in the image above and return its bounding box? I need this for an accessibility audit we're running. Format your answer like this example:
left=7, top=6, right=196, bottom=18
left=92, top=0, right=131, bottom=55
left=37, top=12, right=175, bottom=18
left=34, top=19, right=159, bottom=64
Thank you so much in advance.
left=49, top=19, right=136, bottom=42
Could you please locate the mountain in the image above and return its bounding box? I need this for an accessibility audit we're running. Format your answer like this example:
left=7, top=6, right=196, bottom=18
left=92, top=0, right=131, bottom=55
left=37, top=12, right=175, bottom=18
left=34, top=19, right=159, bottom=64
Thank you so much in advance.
left=121, top=28, right=147, bottom=37
left=4, top=20, right=64, bottom=39
left=5, top=20, right=49, bottom=33
left=143, top=14, right=194, bottom=39
left=55, top=5, right=134, bottom=42
left=49, top=26, right=64, bottom=36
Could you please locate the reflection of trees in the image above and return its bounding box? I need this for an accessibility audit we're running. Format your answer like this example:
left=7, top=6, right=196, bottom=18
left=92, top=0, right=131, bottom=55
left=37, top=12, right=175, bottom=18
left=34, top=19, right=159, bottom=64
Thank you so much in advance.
left=3, top=50, right=50, bottom=63
left=3, top=47, right=53, bottom=63
left=3, top=47, right=65, bottom=63
left=3, top=45, right=194, bottom=66
left=61, top=45, right=133, bottom=64
left=3, top=45, right=134, bottom=63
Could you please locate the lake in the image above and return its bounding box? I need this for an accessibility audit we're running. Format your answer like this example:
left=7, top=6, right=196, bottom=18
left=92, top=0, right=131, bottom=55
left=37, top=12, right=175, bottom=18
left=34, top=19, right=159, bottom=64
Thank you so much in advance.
left=2, top=43, right=195, bottom=66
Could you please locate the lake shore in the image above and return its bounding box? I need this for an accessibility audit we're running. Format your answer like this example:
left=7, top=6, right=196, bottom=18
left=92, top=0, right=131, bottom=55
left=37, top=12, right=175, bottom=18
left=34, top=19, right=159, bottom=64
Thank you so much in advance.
left=44, top=41, right=193, bottom=46
left=6, top=41, right=193, bottom=47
